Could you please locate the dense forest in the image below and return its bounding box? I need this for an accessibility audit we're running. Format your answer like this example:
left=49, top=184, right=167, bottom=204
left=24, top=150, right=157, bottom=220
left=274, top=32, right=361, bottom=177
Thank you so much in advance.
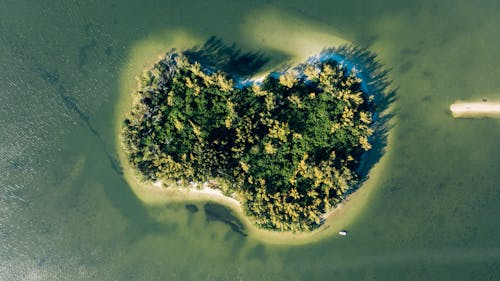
left=122, top=48, right=376, bottom=231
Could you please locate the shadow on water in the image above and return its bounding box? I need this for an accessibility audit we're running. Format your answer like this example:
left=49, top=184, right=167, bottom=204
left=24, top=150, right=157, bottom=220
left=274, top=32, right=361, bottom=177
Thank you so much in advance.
left=185, top=204, right=199, bottom=213
left=328, top=44, right=397, bottom=196
left=183, top=36, right=270, bottom=78
left=204, top=202, right=248, bottom=237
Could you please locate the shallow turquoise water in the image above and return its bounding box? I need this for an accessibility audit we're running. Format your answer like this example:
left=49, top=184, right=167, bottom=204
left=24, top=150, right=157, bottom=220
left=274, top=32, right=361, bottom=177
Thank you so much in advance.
left=1, top=0, right=500, bottom=280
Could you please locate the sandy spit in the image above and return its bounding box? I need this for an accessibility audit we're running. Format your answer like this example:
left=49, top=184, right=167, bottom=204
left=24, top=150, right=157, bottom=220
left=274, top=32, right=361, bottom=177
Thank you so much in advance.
left=450, top=101, right=500, bottom=118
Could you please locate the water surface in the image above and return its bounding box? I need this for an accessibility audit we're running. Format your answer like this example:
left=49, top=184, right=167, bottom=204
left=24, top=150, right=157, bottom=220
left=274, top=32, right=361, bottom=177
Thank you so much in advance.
left=1, top=0, right=500, bottom=280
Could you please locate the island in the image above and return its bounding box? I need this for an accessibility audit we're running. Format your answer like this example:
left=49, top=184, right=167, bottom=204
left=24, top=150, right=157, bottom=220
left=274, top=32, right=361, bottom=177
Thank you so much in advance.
left=121, top=47, right=377, bottom=232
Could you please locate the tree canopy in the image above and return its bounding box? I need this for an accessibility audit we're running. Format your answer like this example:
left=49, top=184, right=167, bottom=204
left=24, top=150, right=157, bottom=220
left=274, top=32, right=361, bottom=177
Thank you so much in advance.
left=122, top=48, right=376, bottom=231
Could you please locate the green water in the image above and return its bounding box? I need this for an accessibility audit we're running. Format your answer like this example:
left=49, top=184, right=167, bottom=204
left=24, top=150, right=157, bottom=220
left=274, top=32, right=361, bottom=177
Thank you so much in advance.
left=2, top=0, right=500, bottom=280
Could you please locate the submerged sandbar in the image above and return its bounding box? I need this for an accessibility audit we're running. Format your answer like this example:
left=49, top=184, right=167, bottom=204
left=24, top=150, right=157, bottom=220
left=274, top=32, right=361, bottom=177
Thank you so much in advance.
left=450, top=101, right=500, bottom=118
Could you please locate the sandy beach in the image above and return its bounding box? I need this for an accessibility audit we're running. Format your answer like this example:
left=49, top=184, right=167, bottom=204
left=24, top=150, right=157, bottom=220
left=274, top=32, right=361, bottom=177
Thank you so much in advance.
left=119, top=161, right=385, bottom=245
left=450, top=101, right=500, bottom=118
left=152, top=180, right=241, bottom=207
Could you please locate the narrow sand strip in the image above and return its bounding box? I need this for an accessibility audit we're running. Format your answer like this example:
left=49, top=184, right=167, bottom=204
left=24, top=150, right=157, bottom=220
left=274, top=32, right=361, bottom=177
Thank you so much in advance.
left=450, top=101, right=500, bottom=118
left=152, top=181, right=241, bottom=207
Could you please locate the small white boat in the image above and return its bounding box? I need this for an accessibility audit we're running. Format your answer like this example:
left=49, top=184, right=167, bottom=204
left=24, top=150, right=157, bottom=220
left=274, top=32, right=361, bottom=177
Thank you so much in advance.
left=339, top=230, right=348, bottom=236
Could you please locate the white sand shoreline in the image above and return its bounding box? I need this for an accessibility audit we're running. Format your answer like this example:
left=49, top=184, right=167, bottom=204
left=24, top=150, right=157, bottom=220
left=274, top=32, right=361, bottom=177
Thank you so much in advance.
left=450, top=101, right=500, bottom=118
left=151, top=179, right=346, bottom=220
left=152, top=180, right=241, bottom=207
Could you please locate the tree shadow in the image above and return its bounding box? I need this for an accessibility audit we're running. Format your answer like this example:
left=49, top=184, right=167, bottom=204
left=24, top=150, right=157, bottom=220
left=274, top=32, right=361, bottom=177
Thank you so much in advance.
left=183, top=36, right=270, bottom=78
left=323, top=44, right=397, bottom=196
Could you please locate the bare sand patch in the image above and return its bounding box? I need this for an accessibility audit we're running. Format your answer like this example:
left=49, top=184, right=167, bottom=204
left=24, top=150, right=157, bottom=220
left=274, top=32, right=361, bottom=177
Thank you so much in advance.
left=450, top=101, right=500, bottom=118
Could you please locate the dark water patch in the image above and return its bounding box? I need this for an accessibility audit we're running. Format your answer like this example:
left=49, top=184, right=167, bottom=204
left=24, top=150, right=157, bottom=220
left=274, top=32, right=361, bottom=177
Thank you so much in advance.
left=83, top=22, right=93, bottom=36
left=105, top=47, right=113, bottom=56
left=0, top=226, right=12, bottom=239
left=400, top=47, right=421, bottom=56
left=80, top=21, right=117, bottom=73
left=60, top=93, right=90, bottom=121
left=78, top=40, right=98, bottom=73
left=37, top=256, right=48, bottom=267
left=185, top=204, right=199, bottom=213
left=360, top=35, right=379, bottom=47
left=422, top=95, right=432, bottom=102
left=399, top=61, right=413, bottom=74
left=162, top=203, right=184, bottom=212
left=225, top=231, right=246, bottom=258
left=35, top=66, right=60, bottom=86
left=422, top=70, right=433, bottom=79
left=400, top=40, right=424, bottom=57
left=107, top=156, right=123, bottom=176
left=204, top=203, right=248, bottom=237
left=6, top=159, right=26, bottom=172
left=246, top=243, right=267, bottom=262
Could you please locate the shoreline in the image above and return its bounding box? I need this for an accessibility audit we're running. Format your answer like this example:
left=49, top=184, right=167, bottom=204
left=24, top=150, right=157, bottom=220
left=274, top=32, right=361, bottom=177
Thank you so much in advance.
left=151, top=180, right=242, bottom=207
left=114, top=32, right=394, bottom=245
left=118, top=147, right=387, bottom=245
left=450, top=101, right=500, bottom=118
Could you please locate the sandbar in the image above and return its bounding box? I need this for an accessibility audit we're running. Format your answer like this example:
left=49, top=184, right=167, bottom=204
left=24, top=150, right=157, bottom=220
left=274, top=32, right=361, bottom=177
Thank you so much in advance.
left=450, top=101, right=500, bottom=118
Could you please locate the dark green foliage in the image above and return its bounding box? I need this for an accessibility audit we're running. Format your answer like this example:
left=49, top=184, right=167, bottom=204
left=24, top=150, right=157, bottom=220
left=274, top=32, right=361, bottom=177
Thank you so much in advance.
left=122, top=49, right=376, bottom=231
